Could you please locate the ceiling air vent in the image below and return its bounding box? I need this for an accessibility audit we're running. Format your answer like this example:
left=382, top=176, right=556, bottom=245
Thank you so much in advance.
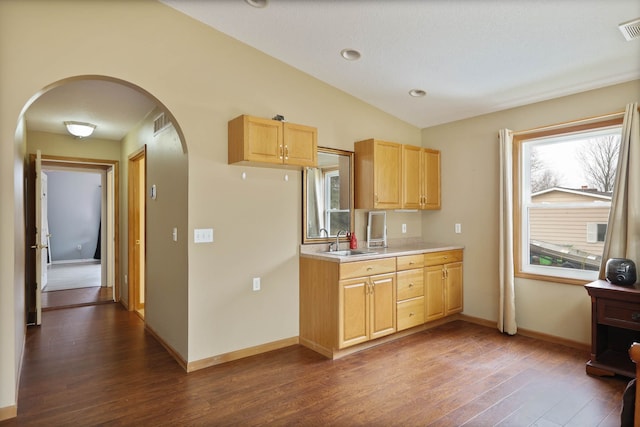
left=619, top=18, right=640, bottom=41
left=153, top=113, right=172, bottom=134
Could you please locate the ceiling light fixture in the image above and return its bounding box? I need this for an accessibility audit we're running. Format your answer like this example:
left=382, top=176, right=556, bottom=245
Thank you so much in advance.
left=64, top=121, right=96, bottom=138
left=340, top=49, right=361, bottom=61
left=409, top=89, right=427, bottom=97
left=245, top=0, right=268, bottom=8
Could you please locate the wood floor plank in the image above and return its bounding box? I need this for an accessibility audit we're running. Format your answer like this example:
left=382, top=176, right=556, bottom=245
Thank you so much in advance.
left=1, top=304, right=629, bottom=426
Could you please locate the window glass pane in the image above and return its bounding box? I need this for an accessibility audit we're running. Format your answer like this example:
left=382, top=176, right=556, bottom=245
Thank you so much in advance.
left=520, top=126, right=620, bottom=280
left=328, top=212, right=350, bottom=235
left=329, top=174, right=340, bottom=210
left=597, top=223, right=607, bottom=242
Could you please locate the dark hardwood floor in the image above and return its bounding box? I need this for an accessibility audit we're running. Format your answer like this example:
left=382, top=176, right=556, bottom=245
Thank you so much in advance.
left=2, top=304, right=628, bottom=426
left=42, top=287, right=113, bottom=311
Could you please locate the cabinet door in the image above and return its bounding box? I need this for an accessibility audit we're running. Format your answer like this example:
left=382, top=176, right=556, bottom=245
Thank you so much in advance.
left=374, top=141, right=402, bottom=209
left=402, top=145, right=422, bottom=209
left=245, top=116, right=283, bottom=164
left=370, top=273, right=397, bottom=339
left=425, top=265, right=445, bottom=321
left=283, top=122, right=317, bottom=167
left=422, top=149, right=441, bottom=209
left=445, top=262, right=463, bottom=315
left=339, top=277, right=369, bottom=348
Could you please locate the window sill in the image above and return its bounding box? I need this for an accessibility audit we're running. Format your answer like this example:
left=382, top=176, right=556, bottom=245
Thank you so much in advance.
left=515, top=271, right=591, bottom=286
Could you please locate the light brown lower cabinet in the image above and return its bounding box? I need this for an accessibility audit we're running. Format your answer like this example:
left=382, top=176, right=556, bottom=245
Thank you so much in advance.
left=396, top=254, right=425, bottom=331
left=424, top=250, right=464, bottom=322
left=299, top=249, right=462, bottom=359
left=339, top=272, right=396, bottom=348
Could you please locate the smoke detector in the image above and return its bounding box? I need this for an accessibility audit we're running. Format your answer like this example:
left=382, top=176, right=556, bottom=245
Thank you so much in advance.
left=619, top=18, right=640, bottom=41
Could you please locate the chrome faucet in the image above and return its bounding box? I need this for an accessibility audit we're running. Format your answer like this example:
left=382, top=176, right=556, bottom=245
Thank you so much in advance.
left=319, top=228, right=329, bottom=238
left=330, top=229, right=347, bottom=252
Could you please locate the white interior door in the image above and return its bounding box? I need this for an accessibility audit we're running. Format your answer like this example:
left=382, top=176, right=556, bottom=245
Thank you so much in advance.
left=34, top=150, right=49, bottom=325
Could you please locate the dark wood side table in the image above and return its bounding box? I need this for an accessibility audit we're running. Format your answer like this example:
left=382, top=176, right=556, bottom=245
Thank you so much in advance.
left=585, top=280, right=640, bottom=378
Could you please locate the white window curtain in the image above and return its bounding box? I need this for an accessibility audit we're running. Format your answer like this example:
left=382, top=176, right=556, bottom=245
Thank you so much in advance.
left=599, top=103, right=640, bottom=277
left=499, top=129, right=517, bottom=335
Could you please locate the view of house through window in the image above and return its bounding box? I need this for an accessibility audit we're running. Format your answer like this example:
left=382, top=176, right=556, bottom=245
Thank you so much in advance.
left=325, top=170, right=349, bottom=235
left=517, top=124, right=622, bottom=282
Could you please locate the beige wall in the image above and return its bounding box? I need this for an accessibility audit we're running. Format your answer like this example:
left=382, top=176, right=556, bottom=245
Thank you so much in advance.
left=421, top=79, right=640, bottom=344
left=27, top=131, right=122, bottom=161
left=0, top=0, right=420, bottom=409
left=120, top=109, right=189, bottom=358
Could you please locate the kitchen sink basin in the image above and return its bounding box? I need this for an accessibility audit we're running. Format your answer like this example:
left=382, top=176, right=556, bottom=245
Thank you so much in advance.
left=325, top=250, right=377, bottom=256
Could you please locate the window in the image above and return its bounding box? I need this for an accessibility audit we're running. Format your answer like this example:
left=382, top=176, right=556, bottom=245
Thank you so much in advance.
left=324, top=170, right=349, bottom=235
left=586, top=223, right=607, bottom=243
left=514, top=120, right=622, bottom=283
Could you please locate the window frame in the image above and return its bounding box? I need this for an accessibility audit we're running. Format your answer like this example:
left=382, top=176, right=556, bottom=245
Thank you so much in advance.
left=512, top=117, right=623, bottom=285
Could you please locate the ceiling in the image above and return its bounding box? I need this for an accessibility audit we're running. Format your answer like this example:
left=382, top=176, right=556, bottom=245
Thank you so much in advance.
left=25, top=1, right=640, bottom=141
left=25, top=80, right=155, bottom=141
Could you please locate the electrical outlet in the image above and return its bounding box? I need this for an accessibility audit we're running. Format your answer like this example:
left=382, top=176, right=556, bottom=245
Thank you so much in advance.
left=252, top=277, right=261, bottom=291
left=455, top=223, right=462, bottom=234
left=402, top=224, right=407, bottom=234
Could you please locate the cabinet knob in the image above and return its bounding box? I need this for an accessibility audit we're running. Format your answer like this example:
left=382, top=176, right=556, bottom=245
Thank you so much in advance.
left=409, top=312, right=415, bottom=316
left=632, top=313, right=640, bottom=321
left=367, top=267, right=373, bottom=271
left=279, top=144, right=284, bottom=159
left=408, top=283, right=414, bottom=287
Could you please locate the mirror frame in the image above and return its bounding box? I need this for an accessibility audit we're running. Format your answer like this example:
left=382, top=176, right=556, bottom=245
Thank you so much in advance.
left=302, top=147, right=354, bottom=244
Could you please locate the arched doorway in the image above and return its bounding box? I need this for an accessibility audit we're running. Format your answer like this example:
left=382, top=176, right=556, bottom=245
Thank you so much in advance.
left=21, top=75, right=187, bottom=324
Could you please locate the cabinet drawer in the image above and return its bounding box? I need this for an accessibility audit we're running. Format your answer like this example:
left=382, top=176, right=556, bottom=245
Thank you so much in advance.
left=339, top=258, right=396, bottom=280
left=597, top=299, right=640, bottom=332
left=397, top=296, right=425, bottom=331
left=397, top=254, right=424, bottom=271
left=397, top=269, right=424, bottom=301
left=424, top=250, right=463, bottom=267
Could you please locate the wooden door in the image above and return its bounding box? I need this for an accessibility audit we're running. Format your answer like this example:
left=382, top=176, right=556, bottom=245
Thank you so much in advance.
left=423, top=149, right=441, bottom=209
left=283, top=122, right=317, bottom=167
left=246, top=116, right=282, bottom=164
left=425, top=265, right=445, bottom=321
left=128, top=149, right=146, bottom=317
left=402, top=145, right=422, bottom=209
left=369, top=272, right=396, bottom=339
left=373, top=141, right=402, bottom=209
left=444, top=262, right=463, bottom=315
left=339, top=277, right=369, bottom=348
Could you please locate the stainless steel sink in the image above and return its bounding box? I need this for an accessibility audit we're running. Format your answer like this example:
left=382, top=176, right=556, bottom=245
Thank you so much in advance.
left=325, top=250, right=377, bottom=256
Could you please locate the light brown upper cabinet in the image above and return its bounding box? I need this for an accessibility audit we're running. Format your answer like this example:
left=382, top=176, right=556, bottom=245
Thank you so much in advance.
left=228, top=115, right=317, bottom=168
left=402, top=145, right=441, bottom=210
left=354, top=139, right=402, bottom=209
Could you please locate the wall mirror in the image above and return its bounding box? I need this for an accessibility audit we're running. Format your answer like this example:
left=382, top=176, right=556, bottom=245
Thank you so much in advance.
left=367, top=211, right=387, bottom=248
left=303, top=147, right=354, bottom=243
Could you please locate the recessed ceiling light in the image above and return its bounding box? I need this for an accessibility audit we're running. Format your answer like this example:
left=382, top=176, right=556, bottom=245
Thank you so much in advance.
left=340, top=49, right=361, bottom=61
left=245, top=0, right=268, bottom=8
left=409, top=89, right=427, bottom=97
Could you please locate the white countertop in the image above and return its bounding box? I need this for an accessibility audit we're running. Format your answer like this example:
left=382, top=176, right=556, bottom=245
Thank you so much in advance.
left=300, top=240, right=464, bottom=263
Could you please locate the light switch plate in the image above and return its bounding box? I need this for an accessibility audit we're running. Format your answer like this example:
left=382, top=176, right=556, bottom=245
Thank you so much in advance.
left=194, top=228, right=214, bottom=243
